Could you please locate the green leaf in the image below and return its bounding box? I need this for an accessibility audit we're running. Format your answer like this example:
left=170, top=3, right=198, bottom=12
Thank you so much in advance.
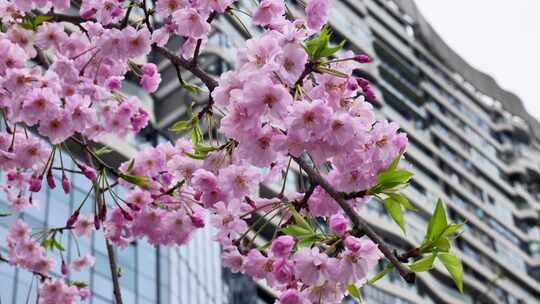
left=377, top=170, right=413, bottom=186
left=438, top=253, right=464, bottom=293
left=387, top=152, right=404, bottom=172
left=126, top=159, right=135, bottom=174
left=92, top=146, right=113, bottom=156
left=0, top=212, right=12, bottom=217
left=383, top=197, right=405, bottom=233
left=184, top=152, right=208, bottom=160
left=296, top=235, right=320, bottom=248
left=71, top=280, right=88, bottom=289
left=194, top=143, right=219, bottom=154
left=41, top=239, right=52, bottom=249
left=191, top=122, right=203, bottom=146
left=432, top=238, right=451, bottom=252
left=347, top=284, right=362, bottom=302
left=34, top=15, right=53, bottom=27
left=52, top=239, right=65, bottom=251
left=288, top=205, right=313, bottom=232
left=169, top=118, right=194, bottom=133
left=439, top=224, right=463, bottom=240
left=425, top=199, right=448, bottom=242
left=182, top=83, right=201, bottom=94
left=368, top=264, right=394, bottom=285
left=120, top=174, right=149, bottom=188
left=408, top=254, right=436, bottom=272
left=319, top=40, right=346, bottom=58
left=388, top=193, right=416, bottom=211
left=280, top=224, right=314, bottom=238
left=41, top=238, right=64, bottom=251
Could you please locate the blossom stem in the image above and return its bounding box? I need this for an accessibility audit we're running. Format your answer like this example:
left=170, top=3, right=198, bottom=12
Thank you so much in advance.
left=292, top=155, right=416, bottom=283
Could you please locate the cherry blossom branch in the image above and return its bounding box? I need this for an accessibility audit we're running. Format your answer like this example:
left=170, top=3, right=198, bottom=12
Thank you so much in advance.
left=152, top=45, right=218, bottom=92
left=79, top=137, right=124, bottom=304
left=192, top=12, right=217, bottom=66
left=141, top=0, right=153, bottom=33
left=292, top=155, right=416, bottom=283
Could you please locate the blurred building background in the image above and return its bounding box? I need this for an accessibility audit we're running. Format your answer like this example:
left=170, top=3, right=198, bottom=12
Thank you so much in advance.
left=1, top=0, right=540, bottom=303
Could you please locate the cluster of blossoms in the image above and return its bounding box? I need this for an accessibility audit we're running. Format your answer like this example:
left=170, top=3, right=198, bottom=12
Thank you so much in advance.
left=99, top=1, right=406, bottom=303
left=0, top=0, right=412, bottom=302
left=6, top=220, right=92, bottom=302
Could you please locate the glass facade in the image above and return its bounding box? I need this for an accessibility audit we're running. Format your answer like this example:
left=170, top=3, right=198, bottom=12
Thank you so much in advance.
left=0, top=152, right=170, bottom=304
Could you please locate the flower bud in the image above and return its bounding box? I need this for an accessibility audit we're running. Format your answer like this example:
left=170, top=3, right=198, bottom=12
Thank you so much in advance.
left=6, top=170, right=17, bottom=181
left=190, top=214, right=205, bottom=228
left=271, top=236, right=295, bottom=258
left=67, top=210, right=80, bottom=227
left=61, top=174, right=71, bottom=194
left=111, top=6, right=123, bottom=18
left=346, top=78, right=359, bottom=91
left=344, top=236, right=362, bottom=252
left=364, top=88, right=376, bottom=101
left=47, top=169, right=56, bottom=189
left=61, top=259, right=70, bottom=275
left=121, top=209, right=133, bottom=221
left=94, top=215, right=101, bottom=230
left=329, top=214, right=348, bottom=236
left=356, top=77, right=370, bottom=89
left=354, top=54, right=372, bottom=63
left=29, top=176, right=42, bottom=192
left=126, top=203, right=141, bottom=212
left=78, top=164, right=97, bottom=181
left=80, top=7, right=97, bottom=19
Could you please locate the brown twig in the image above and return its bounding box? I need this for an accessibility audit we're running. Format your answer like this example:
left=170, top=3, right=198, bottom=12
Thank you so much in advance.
left=152, top=45, right=218, bottom=92
left=192, top=12, right=217, bottom=66
left=292, top=155, right=416, bottom=283
left=140, top=0, right=153, bottom=32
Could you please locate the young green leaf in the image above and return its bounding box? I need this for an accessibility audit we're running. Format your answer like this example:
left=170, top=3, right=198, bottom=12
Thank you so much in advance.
left=347, top=284, right=362, bottom=302
left=432, top=238, right=451, bottom=252
left=408, top=254, right=437, bottom=272
left=288, top=205, right=313, bottom=232
left=280, top=224, right=314, bottom=238
left=126, top=159, right=135, bottom=174
left=425, top=199, right=448, bottom=242
left=368, top=264, right=394, bottom=285
left=169, top=118, right=194, bottom=133
left=377, top=170, right=413, bottom=186
left=438, top=253, right=464, bottom=293
left=387, top=152, right=404, bottom=172
left=383, top=197, right=405, bottom=233
left=120, top=174, right=149, bottom=188
left=71, top=281, right=89, bottom=289
left=185, top=152, right=208, bottom=160
left=319, top=40, right=346, bottom=58
left=388, top=193, right=417, bottom=211
left=92, top=146, right=113, bottom=156
left=439, top=223, right=463, bottom=240
left=34, top=15, right=53, bottom=27
left=182, top=83, right=202, bottom=94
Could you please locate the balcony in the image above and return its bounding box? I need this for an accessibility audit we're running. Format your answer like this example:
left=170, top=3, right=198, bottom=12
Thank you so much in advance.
left=378, top=61, right=423, bottom=101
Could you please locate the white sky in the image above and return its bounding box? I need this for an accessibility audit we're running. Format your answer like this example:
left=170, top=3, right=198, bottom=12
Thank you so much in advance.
left=414, top=0, right=540, bottom=120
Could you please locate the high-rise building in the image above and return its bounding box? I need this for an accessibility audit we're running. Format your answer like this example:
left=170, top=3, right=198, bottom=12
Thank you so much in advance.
left=153, top=0, right=540, bottom=303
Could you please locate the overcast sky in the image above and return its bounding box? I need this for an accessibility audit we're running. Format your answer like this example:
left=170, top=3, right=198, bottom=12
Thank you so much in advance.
left=414, top=0, right=540, bottom=120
